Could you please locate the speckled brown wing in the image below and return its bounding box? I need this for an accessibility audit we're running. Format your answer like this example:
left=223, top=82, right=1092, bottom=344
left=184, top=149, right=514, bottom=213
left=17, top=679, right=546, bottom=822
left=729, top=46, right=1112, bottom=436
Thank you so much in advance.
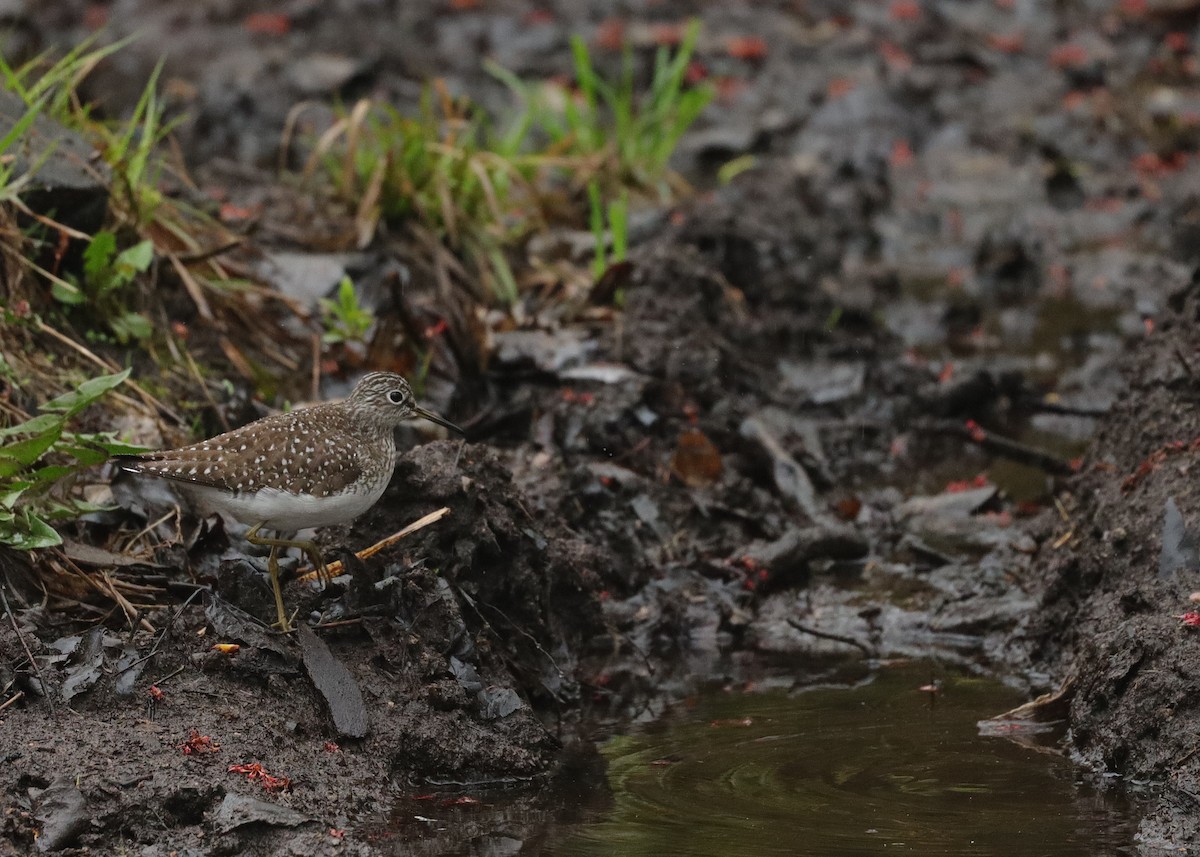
left=114, top=405, right=371, bottom=498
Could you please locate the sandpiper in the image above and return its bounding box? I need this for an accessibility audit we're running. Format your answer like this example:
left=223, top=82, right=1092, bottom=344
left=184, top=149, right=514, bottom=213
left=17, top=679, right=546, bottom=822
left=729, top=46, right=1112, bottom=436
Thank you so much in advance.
left=115, top=372, right=463, bottom=631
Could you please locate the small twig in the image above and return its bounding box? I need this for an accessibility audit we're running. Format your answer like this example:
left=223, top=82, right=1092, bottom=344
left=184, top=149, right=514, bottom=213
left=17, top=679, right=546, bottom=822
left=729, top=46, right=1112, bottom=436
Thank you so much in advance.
left=115, top=587, right=205, bottom=677
left=48, top=597, right=106, bottom=617
left=787, top=618, right=875, bottom=657
left=259, top=340, right=300, bottom=371
left=1176, top=345, right=1195, bottom=378
left=280, top=99, right=319, bottom=173
left=148, top=665, right=186, bottom=687
left=0, top=690, right=23, bottom=713
left=102, top=571, right=156, bottom=634
left=918, top=419, right=1076, bottom=476
left=218, top=334, right=256, bottom=382
left=126, top=508, right=180, bottom=554
left=167, top=253, right=215, bottom=321
left=297, top=507, right=451, bottom=581
left=9, top=197, right=91, bottom=239
left=183, top=348, right=230, bottom=434
left=56, top=551, right=156, bottom=634
left=174, top=239, right=245, bottom=265
left=1026, top=399, right=1111, bottom=418
left=456, top=585, right=569, bottom=688
left=0, top=582, right=55, bottom=717
left=34, top=320, right=183, bottom=424
left=312, top=617, right=363, bottom=630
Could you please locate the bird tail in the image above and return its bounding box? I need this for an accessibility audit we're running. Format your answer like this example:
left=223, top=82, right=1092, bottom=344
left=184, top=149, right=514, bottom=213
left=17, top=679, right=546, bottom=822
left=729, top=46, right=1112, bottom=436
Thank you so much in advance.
left=110, top=453, right=152, bottom=474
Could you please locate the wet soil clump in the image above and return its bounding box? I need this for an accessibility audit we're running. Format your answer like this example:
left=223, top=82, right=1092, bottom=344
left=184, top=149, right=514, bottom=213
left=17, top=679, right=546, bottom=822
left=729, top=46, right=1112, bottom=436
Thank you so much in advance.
left=1028, top=286, right=1200, bottom=850
left=0, top=444, right=603, bottom=854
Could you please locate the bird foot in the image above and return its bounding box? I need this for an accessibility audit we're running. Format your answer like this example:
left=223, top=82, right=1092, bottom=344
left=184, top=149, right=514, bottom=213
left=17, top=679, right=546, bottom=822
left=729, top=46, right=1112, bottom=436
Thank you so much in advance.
left=271, top=608, right=300, bottom=634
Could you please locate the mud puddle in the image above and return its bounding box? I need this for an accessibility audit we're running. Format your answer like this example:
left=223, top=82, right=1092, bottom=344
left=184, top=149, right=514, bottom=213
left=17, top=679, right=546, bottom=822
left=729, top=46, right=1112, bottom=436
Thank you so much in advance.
left=374, top=662, right=1141, bottom=856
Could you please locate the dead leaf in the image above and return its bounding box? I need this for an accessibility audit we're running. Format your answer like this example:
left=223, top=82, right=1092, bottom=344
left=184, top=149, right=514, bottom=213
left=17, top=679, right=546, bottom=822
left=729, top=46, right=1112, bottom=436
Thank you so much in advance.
left=671, top=429, right=722, bottom=487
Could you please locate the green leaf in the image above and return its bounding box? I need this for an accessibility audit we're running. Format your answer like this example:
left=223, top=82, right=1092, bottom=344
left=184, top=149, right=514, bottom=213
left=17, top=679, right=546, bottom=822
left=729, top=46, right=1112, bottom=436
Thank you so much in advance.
left=0, top=94, right=44, bottom=157
left=0, top=413, right=62, bottom=439
left=26, top=515, right=63, bottom=547
left=110, top=312, right=153, bottom=343
left=0, top=511, right=61, bottom=549
left=0, top=454, right=22, bottom=479
left=56, top=443, right=109, bottom=466
left=115, top=239, right=154, bottom=276
left=0, top=426, right=62, bottom=472
left=38, top=499, right=89, bottom=520
left=94, top=439, right=151, bottom=456
left=40, top=368, right=131, bottom=416
left=27, top=463, right=75, bottom=483
left=337, top=276, right=356, bottom=311
left=69, top=499, right=116, bottom=515
left=51, top=278, right=86, bottom=305
left=0, top=485, right=31, bottom=510
left=83, top=230, right=117, bottom=282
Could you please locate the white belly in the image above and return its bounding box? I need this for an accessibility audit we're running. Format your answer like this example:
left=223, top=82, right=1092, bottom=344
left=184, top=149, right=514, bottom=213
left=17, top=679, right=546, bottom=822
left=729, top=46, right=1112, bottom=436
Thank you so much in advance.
left=186, top=480, right=388, bottom=531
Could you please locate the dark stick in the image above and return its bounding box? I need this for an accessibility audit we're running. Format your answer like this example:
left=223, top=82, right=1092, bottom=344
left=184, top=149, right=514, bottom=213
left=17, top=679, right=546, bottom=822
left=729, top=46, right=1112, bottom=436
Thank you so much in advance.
left=787, top=618, right=875, bottom=657
left=115, top=587, right=205, bottom=678
left=0, top=580, right=56, bottom=717
left=917, top=419, right=1076, bottom=476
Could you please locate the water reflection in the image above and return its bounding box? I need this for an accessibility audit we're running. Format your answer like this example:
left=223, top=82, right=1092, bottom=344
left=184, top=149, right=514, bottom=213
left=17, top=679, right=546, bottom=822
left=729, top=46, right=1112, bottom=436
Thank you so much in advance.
left=554, top=663, right=1137, bottom=857
left=380, top=664, right=1138, bottom=856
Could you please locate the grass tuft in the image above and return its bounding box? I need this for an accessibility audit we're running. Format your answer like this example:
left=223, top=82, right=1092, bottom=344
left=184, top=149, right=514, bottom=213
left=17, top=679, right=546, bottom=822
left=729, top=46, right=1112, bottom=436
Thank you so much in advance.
left=310, top=20, right=710, bottom=303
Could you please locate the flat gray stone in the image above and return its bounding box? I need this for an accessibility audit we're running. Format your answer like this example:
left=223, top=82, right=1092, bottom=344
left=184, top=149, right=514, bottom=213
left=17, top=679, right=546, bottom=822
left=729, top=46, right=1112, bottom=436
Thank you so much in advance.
left=33, top=777, right=88, bottom=852
left=298, top=624, right=369, bottom=739
left=212, top=793, right=311, bottom=833
left=0, top=89, right=110, bottom=235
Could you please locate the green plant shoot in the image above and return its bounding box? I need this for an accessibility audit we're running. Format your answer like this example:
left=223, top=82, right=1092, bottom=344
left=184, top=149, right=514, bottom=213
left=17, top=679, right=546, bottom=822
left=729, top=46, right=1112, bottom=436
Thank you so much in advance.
left=0, top=369, right=144, bottom=550
left=52, top=231, right=155, bottom=344
left=320, top=276, right=375, bottom=345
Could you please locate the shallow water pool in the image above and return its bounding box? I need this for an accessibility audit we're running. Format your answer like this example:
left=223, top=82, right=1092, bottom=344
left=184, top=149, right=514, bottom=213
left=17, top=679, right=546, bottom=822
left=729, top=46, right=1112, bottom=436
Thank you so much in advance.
left=551, top=663, right=1138, bottom=857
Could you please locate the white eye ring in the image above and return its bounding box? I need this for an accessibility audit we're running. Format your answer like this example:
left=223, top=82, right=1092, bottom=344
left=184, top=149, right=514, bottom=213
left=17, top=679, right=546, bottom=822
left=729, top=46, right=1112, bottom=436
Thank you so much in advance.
left=387, top=390, right=405, bottom=404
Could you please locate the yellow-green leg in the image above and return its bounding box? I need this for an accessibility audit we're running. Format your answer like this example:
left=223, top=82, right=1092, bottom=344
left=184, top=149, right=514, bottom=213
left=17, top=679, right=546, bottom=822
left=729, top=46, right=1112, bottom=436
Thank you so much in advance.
left=246, top=523, right=328, bottom=631
left=290, top=538, right=333, bottom=587
left=265, top=543, right=292, bottom=632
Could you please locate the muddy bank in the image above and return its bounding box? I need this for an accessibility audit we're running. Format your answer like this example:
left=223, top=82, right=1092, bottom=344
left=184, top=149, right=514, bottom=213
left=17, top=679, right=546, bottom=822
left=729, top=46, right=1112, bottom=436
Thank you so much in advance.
left=2, top=165, right=1085, bottom=853
left=1, top=443, right=604, bottom=853
left=6, top=0, right=1200, bottom=852
left=1026, top=284, right=1200, bottom=851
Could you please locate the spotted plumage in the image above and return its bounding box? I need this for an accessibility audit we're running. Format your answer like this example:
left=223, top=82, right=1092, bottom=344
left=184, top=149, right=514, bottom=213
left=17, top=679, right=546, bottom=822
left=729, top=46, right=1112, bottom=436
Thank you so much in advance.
left=114, top=372, right=463, bottom=630
left=116, top=372, right=460, bottom=526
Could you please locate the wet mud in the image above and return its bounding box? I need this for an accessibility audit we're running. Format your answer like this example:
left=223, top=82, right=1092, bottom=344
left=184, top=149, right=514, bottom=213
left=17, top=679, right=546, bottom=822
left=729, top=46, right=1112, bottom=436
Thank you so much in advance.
left=2, top=0, right=1200, bottom=853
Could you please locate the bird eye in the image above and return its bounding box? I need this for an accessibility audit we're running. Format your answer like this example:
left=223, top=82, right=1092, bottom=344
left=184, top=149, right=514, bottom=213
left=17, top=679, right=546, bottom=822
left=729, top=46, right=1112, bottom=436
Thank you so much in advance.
left=387, top=390, right=406, bottom=404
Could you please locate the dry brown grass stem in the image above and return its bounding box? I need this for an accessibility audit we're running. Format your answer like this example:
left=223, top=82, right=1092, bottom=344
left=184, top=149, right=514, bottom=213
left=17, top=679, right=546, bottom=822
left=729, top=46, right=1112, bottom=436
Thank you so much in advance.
left=167, top=253, right=214, bottom=321
left=124, top=508, right=181, bottom=554
left=297, top=506, right=451, bottom=581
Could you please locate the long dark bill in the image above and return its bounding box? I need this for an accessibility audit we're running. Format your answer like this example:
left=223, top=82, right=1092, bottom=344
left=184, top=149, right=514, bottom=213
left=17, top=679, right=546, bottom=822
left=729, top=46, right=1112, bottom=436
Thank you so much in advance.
left=414, top=405, right=465, bottom=436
